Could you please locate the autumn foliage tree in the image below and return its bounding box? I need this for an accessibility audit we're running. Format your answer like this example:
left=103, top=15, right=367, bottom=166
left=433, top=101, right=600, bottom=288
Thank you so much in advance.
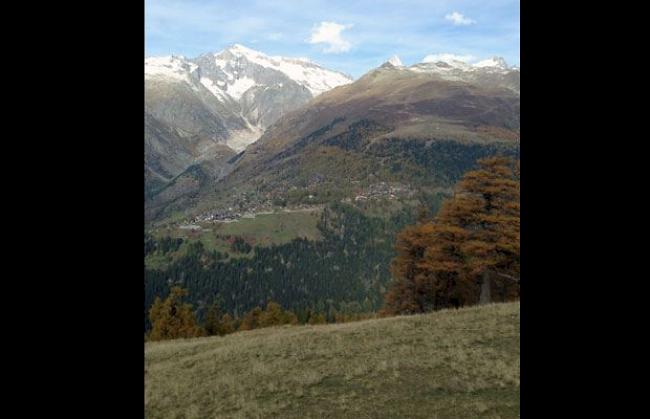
left=307, top=313, right=327, bottom=325
left=382, top=156, right=520, bottom=315
left=148, top=287, right=205, bottom=341
left=258, top=301, right=299, bottom=327
left=204, top=302, right=236, bottom=336
left=238, top=301, right=299, bottom=331
left=239, top=306, right=263, bottom=331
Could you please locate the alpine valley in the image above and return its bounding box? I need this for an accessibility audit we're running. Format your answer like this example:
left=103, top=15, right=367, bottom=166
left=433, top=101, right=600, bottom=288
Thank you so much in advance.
left=144, top=44, right=520, bottom=325
left=145, top=44, right=353, bottom=201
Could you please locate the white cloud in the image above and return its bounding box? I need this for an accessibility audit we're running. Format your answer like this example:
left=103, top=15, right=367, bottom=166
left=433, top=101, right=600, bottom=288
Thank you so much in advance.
left=308, top=21, right=352, bottom=53
left=422, top=53, right=476, bottom=64
left=445, top=12, right=476, bottom=26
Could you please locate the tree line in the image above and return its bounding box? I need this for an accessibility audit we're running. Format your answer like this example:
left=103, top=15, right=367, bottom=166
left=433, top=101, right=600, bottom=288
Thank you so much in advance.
left=147, top=286, right=374, bottom=341
left=144, top=200, right=420, bottom=331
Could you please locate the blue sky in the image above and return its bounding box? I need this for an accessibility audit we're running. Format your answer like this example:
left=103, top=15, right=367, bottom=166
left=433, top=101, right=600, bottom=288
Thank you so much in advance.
left=145, top=0, right=519, bottom=78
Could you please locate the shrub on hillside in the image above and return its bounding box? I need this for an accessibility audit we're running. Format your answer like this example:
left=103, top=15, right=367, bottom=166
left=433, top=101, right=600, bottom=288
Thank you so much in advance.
left=148, top=287, right=205, bottom=341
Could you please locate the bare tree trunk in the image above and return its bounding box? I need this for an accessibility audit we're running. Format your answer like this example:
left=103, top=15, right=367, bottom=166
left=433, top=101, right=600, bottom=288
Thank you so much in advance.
left=479, top=271, right=491, bottom=305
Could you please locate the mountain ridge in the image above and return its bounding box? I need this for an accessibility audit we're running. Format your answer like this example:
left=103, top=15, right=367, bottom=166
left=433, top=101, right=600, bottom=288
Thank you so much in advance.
left=145, top=45, right=519, bottom=224
left=145, top=45, right=354, bottom=152
left=145, top=45, right=355, bottom=205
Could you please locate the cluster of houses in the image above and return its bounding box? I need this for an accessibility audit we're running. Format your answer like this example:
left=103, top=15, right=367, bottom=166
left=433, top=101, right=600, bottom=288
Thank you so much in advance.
left=187, top=182, right=414, bottom=224
left=353, top=182, right=414, bottom=202
left=193, top=208, right=242, bottom=223
left=191, top=191, right=275, bottom=223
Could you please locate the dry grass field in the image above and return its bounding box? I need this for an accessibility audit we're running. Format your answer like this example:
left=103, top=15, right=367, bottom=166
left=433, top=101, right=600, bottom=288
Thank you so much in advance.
left=145, top=302, right=520, bottom=418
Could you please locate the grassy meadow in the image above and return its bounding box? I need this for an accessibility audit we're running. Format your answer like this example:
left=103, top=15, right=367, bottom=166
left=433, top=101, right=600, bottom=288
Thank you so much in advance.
left=146, top=209, right=323, bottom=268
left=145, top=302, right=520, bottom=418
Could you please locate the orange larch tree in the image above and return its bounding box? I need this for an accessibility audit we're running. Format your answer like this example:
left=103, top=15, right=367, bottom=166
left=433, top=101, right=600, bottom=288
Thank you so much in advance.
left=382, top=156, right=520, bottom=315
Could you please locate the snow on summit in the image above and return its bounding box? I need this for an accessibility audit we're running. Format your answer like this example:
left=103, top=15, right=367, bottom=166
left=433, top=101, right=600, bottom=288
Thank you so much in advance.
left=387, top=55, right=403, bottom=67
left=213, top=44, right=353, bottom=96
left=404, top=54, right=516, bottom=82
left=473, top=57, right=508, bottom=69
left=145, top=45, right=354, bottom=151
left=145, top=56, right=198, bottom=84
left=145, top=44, right=353, bottom=100
left=418, top=54, right=510, bottom=71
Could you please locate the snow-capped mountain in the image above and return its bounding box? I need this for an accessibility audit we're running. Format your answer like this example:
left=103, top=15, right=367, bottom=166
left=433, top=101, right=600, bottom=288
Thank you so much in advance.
left=147, top=49, right=520, bottom=222
left=373, top=53, right=518, bottom=82
left=473, top=57, right=509, bottom=69
left=206, top=44, right=352, bottom=97
left=411, top=55, right=514, bottom=74
left=144, top=55, right=200, bottom=85
left=376, top=55, right=520, bottom=94
left=145, top=44, right=354, bottom=207
left=382, top=55, right=404, bottom=68
left=145, top=45, right=353, bottom=153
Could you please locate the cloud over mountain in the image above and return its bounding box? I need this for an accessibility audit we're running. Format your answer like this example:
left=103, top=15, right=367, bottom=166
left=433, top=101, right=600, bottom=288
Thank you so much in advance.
left=308, top=21, right=353, bottom=53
